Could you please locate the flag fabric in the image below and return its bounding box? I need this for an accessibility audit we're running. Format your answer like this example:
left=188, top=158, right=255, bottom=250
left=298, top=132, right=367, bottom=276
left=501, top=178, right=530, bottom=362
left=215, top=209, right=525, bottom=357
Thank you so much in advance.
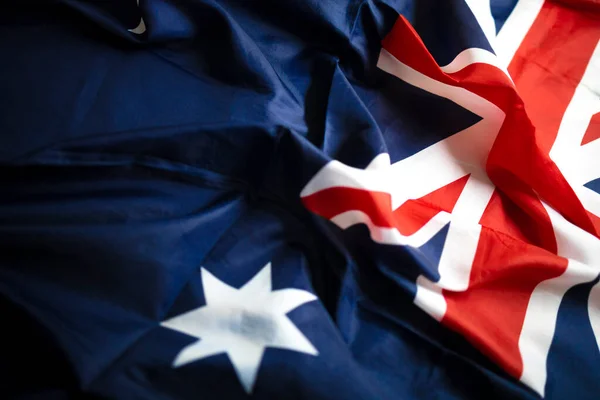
left=1, top=0, right=599, bottom=399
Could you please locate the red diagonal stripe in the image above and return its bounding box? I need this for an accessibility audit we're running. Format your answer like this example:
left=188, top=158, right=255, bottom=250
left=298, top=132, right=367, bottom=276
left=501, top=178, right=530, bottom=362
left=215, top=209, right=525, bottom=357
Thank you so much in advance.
left=581, top=112, right=600, bottom=146
left=301, top=175, right=469, bottom=236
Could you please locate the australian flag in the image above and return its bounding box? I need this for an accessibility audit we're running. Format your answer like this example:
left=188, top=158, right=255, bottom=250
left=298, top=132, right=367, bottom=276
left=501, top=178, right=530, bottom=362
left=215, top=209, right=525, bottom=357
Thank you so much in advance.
left=2, top=0, right=600, bottom=399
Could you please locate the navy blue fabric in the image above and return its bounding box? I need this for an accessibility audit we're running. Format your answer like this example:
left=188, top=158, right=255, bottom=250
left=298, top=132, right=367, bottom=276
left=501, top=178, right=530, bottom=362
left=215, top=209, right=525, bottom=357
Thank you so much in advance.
left=584, top=177, right=600, bottom=195
left=491, top=0, right=519, bottom=33
left=545, top=277, right=600, bottom=400
left=0, top=1, right=540, bottom=399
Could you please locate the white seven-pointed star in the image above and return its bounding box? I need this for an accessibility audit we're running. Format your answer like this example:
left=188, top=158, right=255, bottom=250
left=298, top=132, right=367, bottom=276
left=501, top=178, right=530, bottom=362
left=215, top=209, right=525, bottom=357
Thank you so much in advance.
left=161, top=263, right=319, bottom=393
